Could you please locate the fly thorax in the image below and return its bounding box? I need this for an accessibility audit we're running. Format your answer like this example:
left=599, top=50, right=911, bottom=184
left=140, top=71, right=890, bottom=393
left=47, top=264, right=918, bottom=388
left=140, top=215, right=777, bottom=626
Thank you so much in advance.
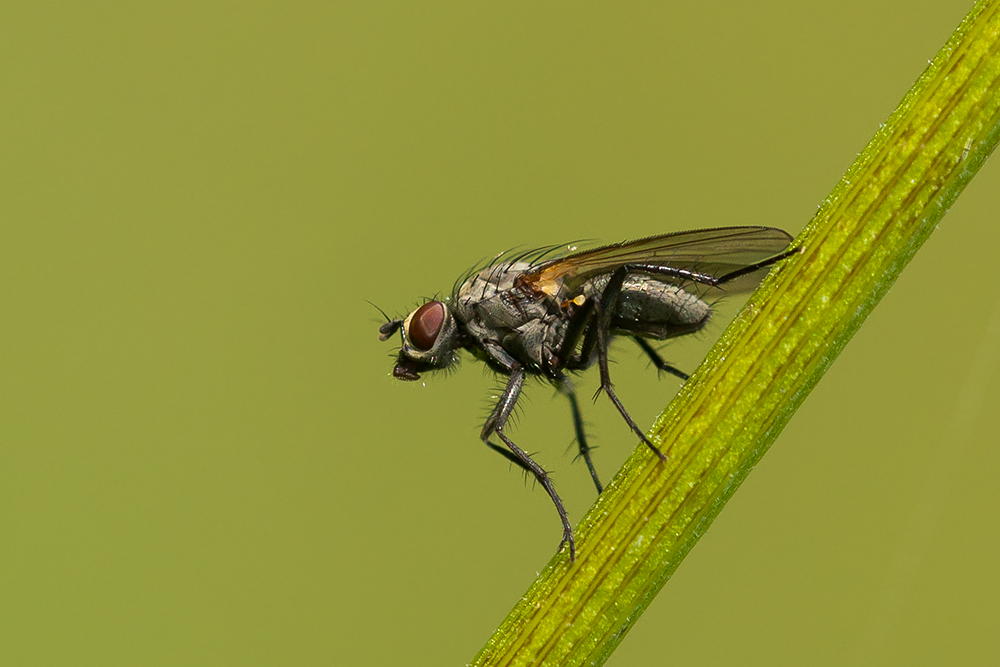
left=503, top=319, right=550, bottom=369
left=458, top=269, right=548, bottom=332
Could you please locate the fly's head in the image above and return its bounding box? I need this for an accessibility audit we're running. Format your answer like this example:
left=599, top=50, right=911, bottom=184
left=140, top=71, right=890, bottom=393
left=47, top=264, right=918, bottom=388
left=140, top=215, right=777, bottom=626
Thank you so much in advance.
left=378, top=300, right=459, bottom=381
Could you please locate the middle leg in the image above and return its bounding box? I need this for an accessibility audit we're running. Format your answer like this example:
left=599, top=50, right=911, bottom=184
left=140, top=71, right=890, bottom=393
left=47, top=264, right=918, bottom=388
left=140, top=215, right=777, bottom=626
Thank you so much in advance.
left=589, top=268, right=667, bottom=461
left=555, top=374, right=603, bottom=494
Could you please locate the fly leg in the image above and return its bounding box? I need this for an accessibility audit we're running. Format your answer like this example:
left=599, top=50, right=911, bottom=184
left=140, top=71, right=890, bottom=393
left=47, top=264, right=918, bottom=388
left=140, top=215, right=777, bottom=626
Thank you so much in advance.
left=554, top=374, right=603, bottom=494
left=632, top=337, right=689, bottom=381
left=615, top=244, right=798, bottom=291
left=481, top=354, right=576, bottom=560
left=483, top=440, right=533, bottom=473
left=590, top=268, right=667, bottom=461
left=714, top=245, right=800, bottom=286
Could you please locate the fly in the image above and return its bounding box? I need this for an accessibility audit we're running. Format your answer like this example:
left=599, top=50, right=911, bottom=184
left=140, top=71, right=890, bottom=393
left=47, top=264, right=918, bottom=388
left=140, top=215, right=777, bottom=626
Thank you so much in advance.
left=378, top=226, right=796, bottom=560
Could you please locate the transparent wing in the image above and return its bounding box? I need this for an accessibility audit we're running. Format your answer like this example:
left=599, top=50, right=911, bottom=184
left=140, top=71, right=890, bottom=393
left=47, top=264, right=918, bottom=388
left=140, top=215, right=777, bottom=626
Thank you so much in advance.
left=523, top=226, right=793, bottom=295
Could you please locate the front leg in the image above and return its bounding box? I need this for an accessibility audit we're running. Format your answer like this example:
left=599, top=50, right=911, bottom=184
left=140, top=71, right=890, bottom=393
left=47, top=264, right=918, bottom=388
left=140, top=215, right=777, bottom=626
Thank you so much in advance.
left=479, top=346, right=576, bottom=560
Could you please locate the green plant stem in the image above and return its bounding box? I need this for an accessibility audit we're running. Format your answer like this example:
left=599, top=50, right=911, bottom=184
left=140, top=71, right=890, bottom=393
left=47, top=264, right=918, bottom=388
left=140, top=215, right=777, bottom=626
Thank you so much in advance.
left=471, top=2, right=1000, bottom=665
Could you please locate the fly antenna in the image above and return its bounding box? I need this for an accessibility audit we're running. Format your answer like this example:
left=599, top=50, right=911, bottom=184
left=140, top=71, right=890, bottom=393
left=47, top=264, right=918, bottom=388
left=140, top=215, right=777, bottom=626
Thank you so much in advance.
left=365, top=299, right=394, bottom=323
left=366, top=300, right=404, bottom=341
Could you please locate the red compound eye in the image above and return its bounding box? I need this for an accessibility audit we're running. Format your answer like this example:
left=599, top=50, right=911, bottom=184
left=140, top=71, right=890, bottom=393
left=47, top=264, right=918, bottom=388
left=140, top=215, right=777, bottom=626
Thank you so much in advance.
left=407, top=301, right=445, bottom=351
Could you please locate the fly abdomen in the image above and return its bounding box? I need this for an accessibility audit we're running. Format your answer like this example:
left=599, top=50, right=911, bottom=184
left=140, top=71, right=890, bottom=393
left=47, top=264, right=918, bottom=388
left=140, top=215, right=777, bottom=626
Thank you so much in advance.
left=612, top=277, right=711, bottom=340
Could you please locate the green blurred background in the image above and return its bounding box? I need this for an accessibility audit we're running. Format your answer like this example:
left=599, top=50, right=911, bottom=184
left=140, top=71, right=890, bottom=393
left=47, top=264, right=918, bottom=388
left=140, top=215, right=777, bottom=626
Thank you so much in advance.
left=3, top=2, right=998, bottom=665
